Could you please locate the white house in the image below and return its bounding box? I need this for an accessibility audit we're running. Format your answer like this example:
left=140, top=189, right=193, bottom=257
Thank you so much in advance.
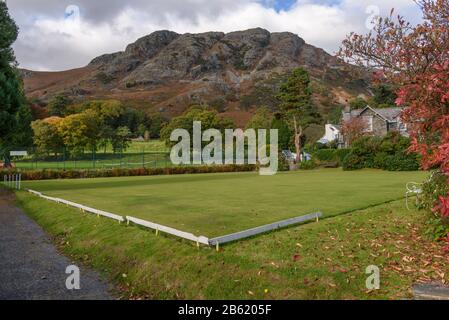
left=317, top=124, right=341, bottom=145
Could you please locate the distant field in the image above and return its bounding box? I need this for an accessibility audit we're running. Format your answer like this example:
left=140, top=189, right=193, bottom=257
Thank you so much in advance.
left=13, top=140, right=170, bottom=170
left=22, top=169, right=427, bottom=237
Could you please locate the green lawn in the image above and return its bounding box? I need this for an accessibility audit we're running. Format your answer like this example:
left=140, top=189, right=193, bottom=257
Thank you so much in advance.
left=22, top=169, right=427, bottom=237
left=14, top=190, right=449, bottom=299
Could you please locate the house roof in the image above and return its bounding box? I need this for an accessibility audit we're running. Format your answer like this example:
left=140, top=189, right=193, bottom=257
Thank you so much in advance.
left=328, top=124, right=341, bottom=130
left=351, top=106, right=403, bottom=122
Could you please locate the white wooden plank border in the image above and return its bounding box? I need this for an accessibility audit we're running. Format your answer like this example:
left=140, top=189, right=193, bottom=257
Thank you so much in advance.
left=209, top=212, right=322, bottom=246
left=27, top=189, right=125, bottom=223
left=126, top=216, right=209, bottom=245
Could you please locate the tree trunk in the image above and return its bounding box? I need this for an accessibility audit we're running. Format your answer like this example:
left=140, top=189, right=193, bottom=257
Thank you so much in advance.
left=293, top=115, right=303, bottom=164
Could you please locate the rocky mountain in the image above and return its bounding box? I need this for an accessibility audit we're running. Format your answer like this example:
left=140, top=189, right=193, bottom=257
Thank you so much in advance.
left=22, top=28, right=370, bottom=126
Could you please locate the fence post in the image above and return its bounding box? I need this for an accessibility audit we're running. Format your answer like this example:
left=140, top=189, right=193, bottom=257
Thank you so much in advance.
left=18, top=174, right=21, bottom=190
left=142, top=147, right=145, bottom=168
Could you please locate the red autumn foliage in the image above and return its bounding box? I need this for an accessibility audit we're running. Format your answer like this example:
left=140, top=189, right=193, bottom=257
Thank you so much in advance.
left=339, top=0, right=449, bottom=222
left=341, top=117, right=368, bottom=147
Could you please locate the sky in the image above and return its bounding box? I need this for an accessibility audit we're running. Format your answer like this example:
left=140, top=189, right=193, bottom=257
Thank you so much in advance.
left=7, top=0, right=422, bottom=71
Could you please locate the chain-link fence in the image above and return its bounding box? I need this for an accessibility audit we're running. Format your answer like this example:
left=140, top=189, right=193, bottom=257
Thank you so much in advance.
left=7, top=147, right=172, bottom=170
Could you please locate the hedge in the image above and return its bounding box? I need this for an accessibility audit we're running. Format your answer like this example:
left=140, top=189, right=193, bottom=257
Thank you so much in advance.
left=313, top=148, right=351, bottom=166
left=342, top=132, right=420, bottom=171
left=0, top=164, right=257, bottom=181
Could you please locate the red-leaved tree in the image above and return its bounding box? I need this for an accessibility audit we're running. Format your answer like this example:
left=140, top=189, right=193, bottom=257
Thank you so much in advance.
left=341, top=117, right=368, bottom=147
left=339, top=0, right=449, bottom=220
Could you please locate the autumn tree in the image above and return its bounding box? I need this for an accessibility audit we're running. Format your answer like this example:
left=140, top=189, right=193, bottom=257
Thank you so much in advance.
left=341, top=117, right=368, bottom=147
left=339, top=0, right=449, bottom=221
left=31, top=117, right=64, bottom=155
left=58, top=111, right=101, bottom=155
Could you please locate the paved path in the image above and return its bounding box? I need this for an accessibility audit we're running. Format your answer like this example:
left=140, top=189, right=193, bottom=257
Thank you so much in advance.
left=0, top=188, right=112, bottom=300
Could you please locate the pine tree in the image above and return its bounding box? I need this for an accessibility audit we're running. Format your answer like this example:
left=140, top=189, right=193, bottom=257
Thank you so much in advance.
left=277, top=68, right=320, bottom=163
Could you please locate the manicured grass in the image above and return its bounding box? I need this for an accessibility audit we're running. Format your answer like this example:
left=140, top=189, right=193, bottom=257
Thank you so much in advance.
left=22, top=169, right=427, bottom=237
left=14, top=190, right=449, bottom=299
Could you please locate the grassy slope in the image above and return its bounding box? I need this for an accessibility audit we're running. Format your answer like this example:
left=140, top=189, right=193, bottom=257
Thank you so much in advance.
left=15, top=190, right=449, bottom=300
left=23, top=169, right=427, bottom=237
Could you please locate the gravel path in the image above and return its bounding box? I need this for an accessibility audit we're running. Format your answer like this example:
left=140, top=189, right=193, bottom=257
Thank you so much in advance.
left=0, top=188, right=112, bottom=300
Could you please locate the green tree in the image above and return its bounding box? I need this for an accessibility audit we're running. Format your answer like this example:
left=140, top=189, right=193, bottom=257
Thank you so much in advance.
left=31, top=117, right=64, bottom=155
left=271, top=114, right=292, bottom=151
left=349, top=97, right=368, bottom=110
left=277, top=68, right=320, bottom=163
left=245, top=107, right=273, bottom=131
left=47, top=94, right=72, bottom=117
left=148, top=113, right=167, bottom=139
left=12, top=104, right=33, bottom=147
left=160, top=106, right=234, bottom=147
left=370, top=84, right=397, bottom=108
left=0, top=2, right=31, bottom=163
left=327, top=104, right=344, bottom=124
left=58, top=111, right=101, bottom=155
left=112, top=126, right=131, bottom=153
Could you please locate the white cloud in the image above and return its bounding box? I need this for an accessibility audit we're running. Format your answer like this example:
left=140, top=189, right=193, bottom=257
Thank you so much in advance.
left=10, top=0, right=421, bottom=71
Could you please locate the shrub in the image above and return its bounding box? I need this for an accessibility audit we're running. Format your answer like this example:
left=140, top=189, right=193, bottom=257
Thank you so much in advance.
left=299, top=159, right=318, bottom=170
left=419, top=171, right=449, bottom=243
left=342, top=132, right=420, bottom=171
left=420, top=171, right=449, bottom=212
left=314, top=149, right=336, bottom=162
left=342, top=153, right=365, bottom=170
left=314, top=148, right=351, bottom=167
left=383, top=152, right=420, bottom=171
left=278, top=153, right=290, bottom=172
left=0, top=164, right=257, bottom=181
left=424, top=217, right=449, bottom=242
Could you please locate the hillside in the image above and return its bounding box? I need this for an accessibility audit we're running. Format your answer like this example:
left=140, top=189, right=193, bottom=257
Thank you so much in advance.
left=22, top=28, right=370, bottom=126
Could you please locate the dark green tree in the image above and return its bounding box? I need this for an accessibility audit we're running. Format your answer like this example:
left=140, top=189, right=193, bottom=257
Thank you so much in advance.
left=12, top=104, right=33, bottom=147
left=277, top=68, right=320, bottom=163
left=349, top=97, right=368, bottom=110
left=148, top=113, right=167, bottom=139
left=47, top=94, right=72, bottom=117
left=271, top=114, right=292, bottom=151
left=371, top=84, right=397, bottom=108
left=0, top=2, right=32, bottom=164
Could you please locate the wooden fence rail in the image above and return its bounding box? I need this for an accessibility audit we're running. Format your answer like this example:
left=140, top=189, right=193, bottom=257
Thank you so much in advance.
left=126, top=216, right=209, bottom=245
left=208, top=212, right=322, bottom=246
left=27, top=189, right=125, bottom=223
